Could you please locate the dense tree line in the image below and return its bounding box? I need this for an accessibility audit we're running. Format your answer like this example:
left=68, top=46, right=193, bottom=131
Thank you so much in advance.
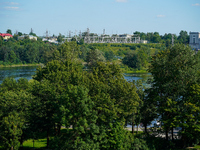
left=1, top=40, right=200, bottom=149
left=134, top=30, right=189, bottom=46
left=0, top=35, right=165, bottom=72
left=0, top=61, right=142, bottom=149
left=0, top=37, right=57, bottom=65
left=0, top=30, right=190, bottom=68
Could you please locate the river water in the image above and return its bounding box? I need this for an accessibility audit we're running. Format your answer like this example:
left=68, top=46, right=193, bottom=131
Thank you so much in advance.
left=0, top=66, right=37, bottom=84
left=0, top=66, right=152, bottom=84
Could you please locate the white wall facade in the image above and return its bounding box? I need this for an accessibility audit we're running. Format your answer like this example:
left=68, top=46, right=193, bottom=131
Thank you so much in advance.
left=189, top=32, right=200, bottom=50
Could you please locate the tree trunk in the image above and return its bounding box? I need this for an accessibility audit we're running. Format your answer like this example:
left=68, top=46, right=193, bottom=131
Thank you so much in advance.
left=181, top=127, right=186, bottom=147
left=166, top=129, right=168, bottom=141
left=47, top=127, right=50, bottom=148
left=171, top=127, right=174, bottom=141
left=144, top=124, right=147, bottom=134
left=137, top=125, right=139, bottom=134
left=33, top=140, right=35, bottom=149
left=58, top=124, right=61, bottom=135
left=132, top=113, right=134, bottom=134
left=11, top=146, right=13, bottom=150
left=20, top=135, right=23, bottom=149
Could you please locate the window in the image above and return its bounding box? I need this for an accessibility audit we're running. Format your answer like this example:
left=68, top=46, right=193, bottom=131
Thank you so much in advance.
left=193, top=38, right=195, bottom=43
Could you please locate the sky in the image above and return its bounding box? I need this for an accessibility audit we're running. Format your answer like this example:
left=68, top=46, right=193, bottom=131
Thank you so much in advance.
left=0, top=0, right=200, bottom=37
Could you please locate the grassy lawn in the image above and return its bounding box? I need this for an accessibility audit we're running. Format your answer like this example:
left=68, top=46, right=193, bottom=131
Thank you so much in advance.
left=0, top=139, right=47, bottom=150
left=21, top=139, right=47, bottom=149
left=194, top=145, right=200, bottom=149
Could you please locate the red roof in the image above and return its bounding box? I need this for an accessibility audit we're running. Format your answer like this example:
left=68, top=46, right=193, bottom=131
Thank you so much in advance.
left=0, top=33, right=13, bottom=37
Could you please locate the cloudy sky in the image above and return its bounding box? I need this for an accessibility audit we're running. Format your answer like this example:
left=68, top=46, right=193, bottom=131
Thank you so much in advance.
left=0, top=0, right=200, bottom=36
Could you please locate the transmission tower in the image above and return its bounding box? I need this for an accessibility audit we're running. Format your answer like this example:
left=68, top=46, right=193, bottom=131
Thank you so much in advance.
left=68, top=30, right=72, bottom=38
left=79, top=30, right=82, bottom=39
left=103, top=29, right=105, bottom=35
left=85, top=28, right=90, bottom=43
left=172, top=34, right=174, bottom=46
left=30, top=28, right=33, bottom=34
left=46, top=30, right=49, bottom=38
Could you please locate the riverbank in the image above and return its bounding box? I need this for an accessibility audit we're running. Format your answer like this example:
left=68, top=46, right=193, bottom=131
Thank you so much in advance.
left=0, top=63, right=42, bottom=68
left=123, top=70, right=148, bottom=74
left=120, top=67, right=148, bottom=74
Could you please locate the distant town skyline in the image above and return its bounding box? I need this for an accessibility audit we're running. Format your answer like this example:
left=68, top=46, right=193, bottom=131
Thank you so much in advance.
left=0, top=0, right=200, bottom=36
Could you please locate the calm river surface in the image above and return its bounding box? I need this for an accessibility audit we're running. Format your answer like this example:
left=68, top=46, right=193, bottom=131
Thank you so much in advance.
left=0, top=66, right=37, bottom=84
left=0, top=66, right=152, bottom=84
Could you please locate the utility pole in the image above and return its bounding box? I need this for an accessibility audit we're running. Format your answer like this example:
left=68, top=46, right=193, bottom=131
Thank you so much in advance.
left=103, top=29, right=105, bottom=35
left=46, top=30, right=49, bottom=38
left=85, top=28, right=90, bottom=43
left=172, top=34, right=174, bottom=46
left=69, top=30, right=72, bottom=38
left=31, top=28, right=33, bottom=34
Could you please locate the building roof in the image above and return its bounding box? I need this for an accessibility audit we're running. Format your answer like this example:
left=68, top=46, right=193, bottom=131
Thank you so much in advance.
left=0, top=33, right=13, bottom=37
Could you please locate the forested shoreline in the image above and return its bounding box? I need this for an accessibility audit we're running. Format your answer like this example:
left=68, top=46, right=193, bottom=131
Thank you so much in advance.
left=1, top=30, right=200, bottom=150
left=0, top=30, right=189, bottom=71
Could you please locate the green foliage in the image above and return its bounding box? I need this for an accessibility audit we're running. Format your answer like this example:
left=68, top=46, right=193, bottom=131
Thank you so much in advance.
left=134, top=30, right=188, bottom=46
left=6, top=29, right=12, bottom=35
left=18, top=32, right=22, bottom=36
left=59, top=85, right=100, bottom=150
left=29, top=31, right=36, bottom=36
left=0, top=38, right=56, bottom=65
left=104, top=50, right=115, bottom=61
left=100, top=122, right=133, bottom=150
left=79, top=44, right=89, bottom=61
left=86, top=48, right=106, bottom=67
left=31, top=59, right=140, bottom=149
left=122, top=45, right=153, bottom=70
left=57, top=33, right=64, bottom=43
left=131, top=138, right=149, bottom=150
left=0, top=111, right=23, bottom=150
left=56, top=41, right=80, bottom=62
left=178, top=30, right=189, bottom=44
left=0, top=78, right=32, bottom=150
left=0, top=36, right=3, bottom=47
left=148, top=44, right=200, bottom=146
left=144, top=136, right=173, bottom=150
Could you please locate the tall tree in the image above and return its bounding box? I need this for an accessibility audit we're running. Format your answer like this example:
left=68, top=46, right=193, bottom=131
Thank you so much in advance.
left=6, top=29, right=12, bottom=35
left=86, top=48, right=106, bottom=67
left=178, top=30, right=189, bottom=44
left=0, top=78, right=32, bottom=150
left=148, top=44, right=200, bottom=145
left=57, top=33, right=64, bottom=43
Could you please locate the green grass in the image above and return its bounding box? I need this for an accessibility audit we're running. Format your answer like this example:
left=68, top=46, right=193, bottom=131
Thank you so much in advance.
left=0, top=63, right=41, bottom=68
left=194, top=145, right=200, bottom=149
left=22, top=139, right=47, bottom=149
left=0, top=139, right=47, bottom=150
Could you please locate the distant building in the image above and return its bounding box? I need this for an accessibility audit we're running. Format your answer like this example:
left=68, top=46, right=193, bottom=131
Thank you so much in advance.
left=42, top=37, right=58, bottom=44
left=18, top=35, right=37, bottom=41
left=140, top=40, right=148, bottom=44
left=0, top=33, right=13, bottom=40
left=189, top=32, right=200, bottom=51
left=119, top=34, right=132, bottom=38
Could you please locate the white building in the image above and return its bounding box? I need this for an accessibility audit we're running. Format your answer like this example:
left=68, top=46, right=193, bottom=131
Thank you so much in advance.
left=189, top=32, right=200, bottom=51
left=18, top=35, right=37, bottom=41
left=42, top=37, right=58, bottom=44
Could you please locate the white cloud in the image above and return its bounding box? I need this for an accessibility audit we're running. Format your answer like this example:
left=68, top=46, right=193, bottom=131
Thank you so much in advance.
left=4, top=6, right=19, bottom=10
left=192, top=3, right=200, bottom=6
left=157, top=15, right=165, bottom=18
left=4, top=2, right=19, bottom=5
left=10, top=2, right=19, bottom=5
left=3, top=2, right=20, bottom=10
left=115, top=0, right=128, bottom=3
